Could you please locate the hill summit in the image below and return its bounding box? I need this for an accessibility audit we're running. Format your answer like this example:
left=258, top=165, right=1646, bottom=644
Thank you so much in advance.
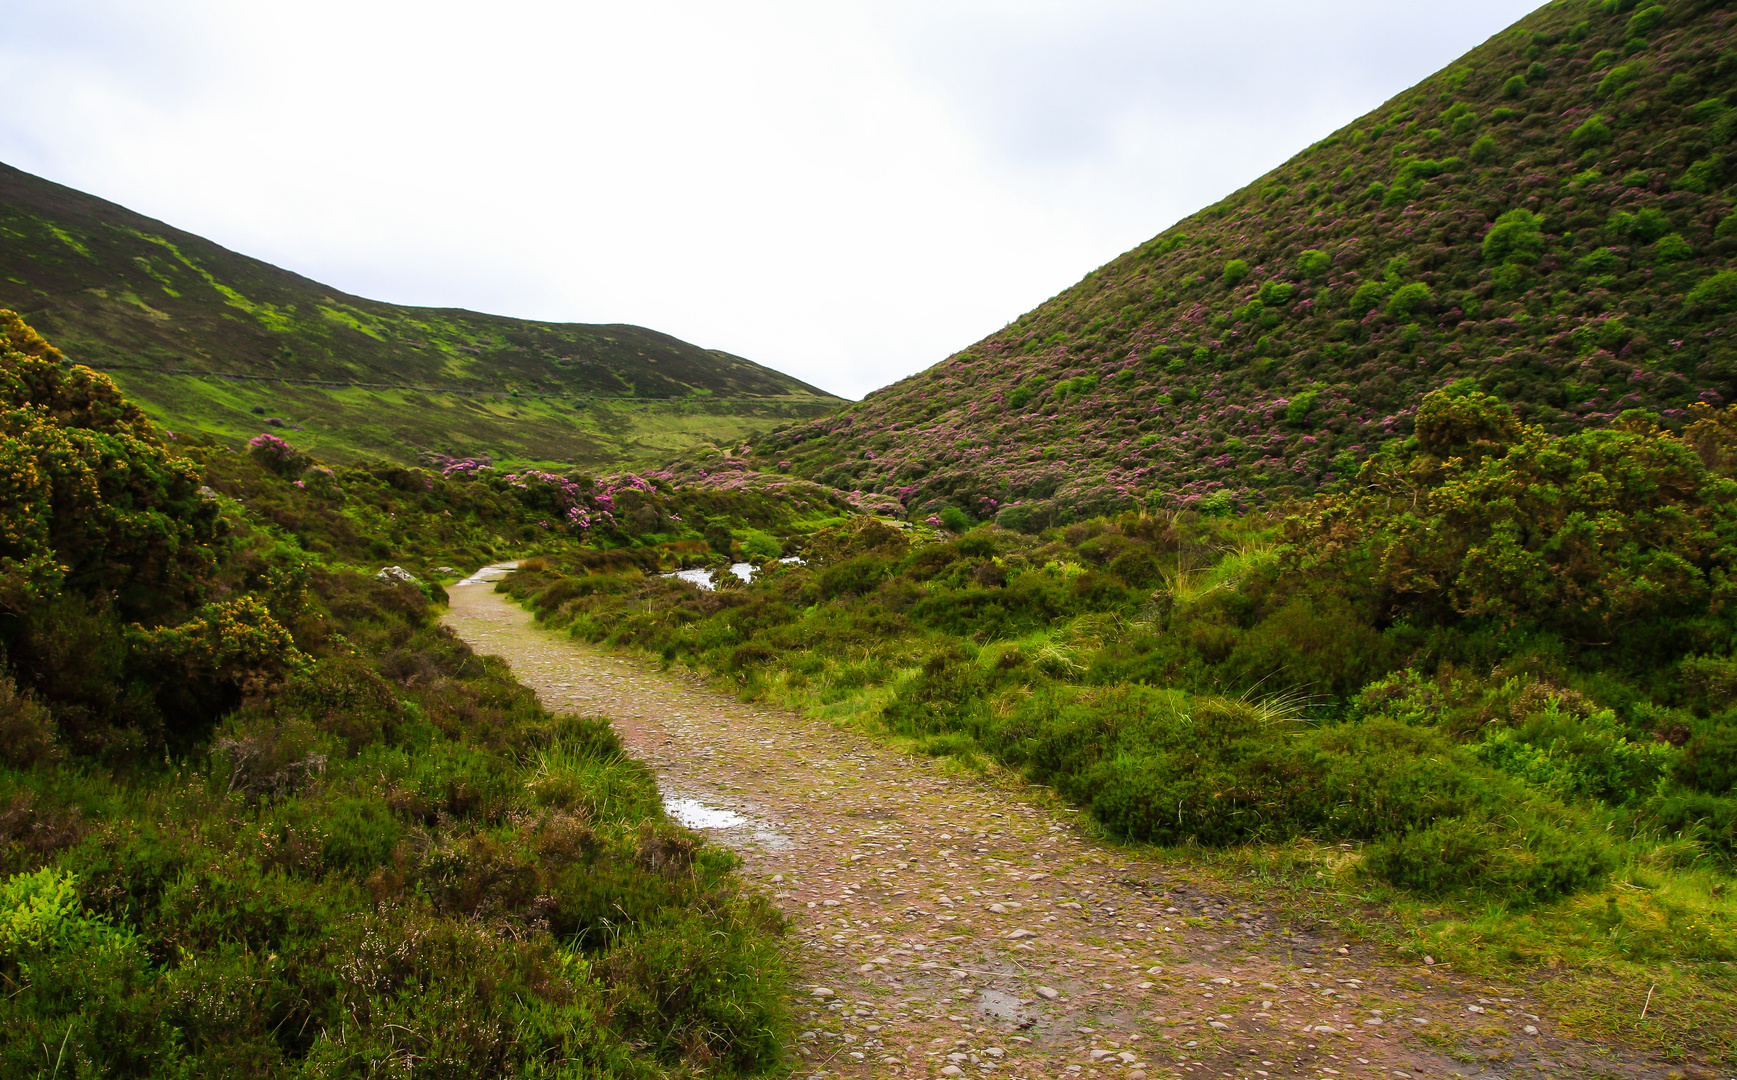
left=0, top=162, right=841, bottom=466
left=750, top=0, right=1737, bottom=528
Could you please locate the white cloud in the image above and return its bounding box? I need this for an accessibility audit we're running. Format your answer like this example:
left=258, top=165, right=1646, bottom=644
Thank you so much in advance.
left=0, top=0, right=1540, bottom=398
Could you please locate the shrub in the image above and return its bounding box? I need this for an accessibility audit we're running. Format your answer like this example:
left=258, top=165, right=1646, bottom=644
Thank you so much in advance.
left=1483, top=208, right=1546, bottom=265
left=1654, top=233, right=1693, bottom=263
left=1222, top=259, right=1250, bottom=288
left=1502, top=75, right=1527, bottom=99
left=1612, top=206, right=1672, bottom=242
left=1257, top=280, right=1295, bottom=306
left=1350, top=279, right=1391, bottom=313
left=938, top=506, right=972, bottom=533
left=1385, top=282, right=1435, bottom=319
left=1685, top=271, right=1737, bottom=318
left=1469, top=134, right=1500, bottom=163
left=1676, top=157, right=1723, bottom=194
left=1717, top=212, right=1737, bottom=241
left=1599, top=63, right=1643, bottom=99
left=248, top=432, right=309, bottom=477
left=1285, top=390, right=1320, bottom=427
left=1578, top=247, right=1622, bottom=274
left=741, top=529, right=782, bottom=560
left=1570, top=114, right=1613, bottom=149
left=1626, top=4, right=1667, bottom=37
left=1297, top=249, right=1331, bottom=279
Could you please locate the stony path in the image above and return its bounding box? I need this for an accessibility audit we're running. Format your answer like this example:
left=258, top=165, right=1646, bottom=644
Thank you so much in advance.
left=444, top=578, right=1682, bottom=1080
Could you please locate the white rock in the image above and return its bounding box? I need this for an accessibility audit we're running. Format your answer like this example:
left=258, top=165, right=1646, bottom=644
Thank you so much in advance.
left=940, top=1068, right=964, bottom=1077
left=1089, top=1048, right=1114, bottom=1061
left=1524, top=1024, right=1540, bottom=1035
left=1005, top=928, right=1037, bottom=940
left=810, top=987, right=835, bottom=999
left=1035, top=985, right=1060, bottom=1000
left=1208, top=1021, right=1230, bottom=1030
left=1466, top=1004, right=1485, bottom=1014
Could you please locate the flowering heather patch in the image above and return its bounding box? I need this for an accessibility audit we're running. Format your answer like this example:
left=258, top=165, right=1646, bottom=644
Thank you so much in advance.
left=247, top=432, right=308, bottom=476
left=747, top=1, right=1737, bottom=525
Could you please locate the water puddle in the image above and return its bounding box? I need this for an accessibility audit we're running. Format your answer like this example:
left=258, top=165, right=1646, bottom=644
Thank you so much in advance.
left=661, top=795, right=793, bottom=850
left=663, top=797, right=747, bottom=829
left=456, top=561, right=520, bottom=586
left=661, top=557, right=805, bottom=592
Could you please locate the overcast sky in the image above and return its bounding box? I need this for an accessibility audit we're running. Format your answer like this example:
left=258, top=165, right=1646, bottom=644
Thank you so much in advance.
left=0, top=0, right=1540, bottom=399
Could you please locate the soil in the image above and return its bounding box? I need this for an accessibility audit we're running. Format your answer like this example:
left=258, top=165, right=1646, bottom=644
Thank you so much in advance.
left=444, top=576, right=1695, bottom=1080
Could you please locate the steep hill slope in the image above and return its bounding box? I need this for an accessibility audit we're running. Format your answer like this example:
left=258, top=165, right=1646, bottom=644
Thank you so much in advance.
left=0, top=162, right=841, bottom=466
left=751, top=0, right=1737, bottom=526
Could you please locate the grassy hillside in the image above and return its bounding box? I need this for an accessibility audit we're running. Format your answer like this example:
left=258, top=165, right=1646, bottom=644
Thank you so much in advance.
left=752, top=0, right=1737, bottom=527
left=0, top=162, right=841, bottom=468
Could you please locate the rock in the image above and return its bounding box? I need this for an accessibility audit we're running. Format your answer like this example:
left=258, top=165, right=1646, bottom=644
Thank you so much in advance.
left=1524, top=1024, right=1540, bottom=1035
left=1005, top=928, right=1037, bottom=940
left=988, top=903, right=1008, bottom=913
left=1146, top=966, right=1165, bottom=975
left=1208, top=1021, right=1230, bottom=1030
left=1311, top=1026, right=1338, bottom=1035
left=939, top=1068, right=964, bottom=1077
left=1136, top=981, right=1154, bottom=989
left=810, top=987, right=835, bottom=999
left=1117, top=1051, right=1138, bottom=1063
left=1362, top=1018, right=1384, bottom=1026
left=1035, top=985, right=1059, bottom=1000
left=1128, top=1072, right=1148, bottom=1080
left=376, top=566, right=420, bottom=584
left=1467, top=1004, right=1486, bottom=1014
left=1423, top=955, right=1437, bottom=965
left=1089, top=1048, right=1114, bottom=1061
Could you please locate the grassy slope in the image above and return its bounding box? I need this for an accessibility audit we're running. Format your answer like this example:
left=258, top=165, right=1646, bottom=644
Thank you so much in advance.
left=0, top=161, right=841, bottom=467
left=751, top=0, right=1737, bottom=522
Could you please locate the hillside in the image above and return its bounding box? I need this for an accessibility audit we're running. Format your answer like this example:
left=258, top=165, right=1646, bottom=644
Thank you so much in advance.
left=750, top=0, right=1737, bottom=527
left=0, top=162, right=841, bottom=467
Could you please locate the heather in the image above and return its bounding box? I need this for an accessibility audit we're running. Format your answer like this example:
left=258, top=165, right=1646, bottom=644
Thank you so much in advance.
left=0, top=314, right=792, bottom=1077
left=745, top=0, right=1737, bottom=526
left=500, top=388, right=1737, bottom=1052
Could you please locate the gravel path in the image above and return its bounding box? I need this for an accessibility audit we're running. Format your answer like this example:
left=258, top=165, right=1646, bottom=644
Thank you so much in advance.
left=444, top=575, right=1680, bottom=1080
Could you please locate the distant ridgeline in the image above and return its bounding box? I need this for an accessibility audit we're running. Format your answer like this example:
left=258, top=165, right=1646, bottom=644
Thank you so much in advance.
left=750, top=0, right=1737, bottom=528
left=0, top=162, right=841, bottom=467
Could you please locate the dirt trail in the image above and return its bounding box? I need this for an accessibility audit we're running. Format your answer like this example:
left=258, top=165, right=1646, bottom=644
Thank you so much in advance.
left=445, top=577, right=1674, bottom=1080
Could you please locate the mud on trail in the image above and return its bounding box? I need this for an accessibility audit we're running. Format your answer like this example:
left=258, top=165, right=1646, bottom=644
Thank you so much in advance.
left=444, top=577, right=1684, bottom=1080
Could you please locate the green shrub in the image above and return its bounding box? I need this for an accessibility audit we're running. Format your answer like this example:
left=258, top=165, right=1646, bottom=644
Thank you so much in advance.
left=1297, top=249, right=1331, bottom=279
left=1612, top=206, right=1672, bottom=242
left=1717, top=212, right=1737, bottom=241
left=1599, top=63, right=1643, bottom=98
left=1469, top=134, right=1500, bottom=163
left=1570, top=114, right=1614, bottom=149
left=1222, top=259, right=1251, bottom=288
left=1483, top=208, right=1545, bottom=265
left=1676, top=157, right=1723, bottom=194
left=1385, top=282, right=1435, bottom=319
left=939, top=506, right=972, bottom=533
left=1685, top=271, right=1737, bottom=318
left=1284, top=390, right=1320, bottom=428
left=741, top=529, right=782, bottom=560
left=1626, top=4, right=1667, bottom=37
left=1351, top=279, right=1391, bottom=313
left=1257, top=280, right=1295, bottom=305
left=1578, top=246, right=1622, bottom=274
left=1654, top=233, right=1694, bottom=262
left=1502, top=75, right=1527, bottom=99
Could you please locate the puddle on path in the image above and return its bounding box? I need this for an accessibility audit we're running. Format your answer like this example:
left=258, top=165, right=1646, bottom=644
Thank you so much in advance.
left=660, top=557, right=805, bottom=592
left=663, top=797, right=746, bottom=829
left=660, top=796, right=793, bottom=850
left=456, top=561, right=519, bottom=587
